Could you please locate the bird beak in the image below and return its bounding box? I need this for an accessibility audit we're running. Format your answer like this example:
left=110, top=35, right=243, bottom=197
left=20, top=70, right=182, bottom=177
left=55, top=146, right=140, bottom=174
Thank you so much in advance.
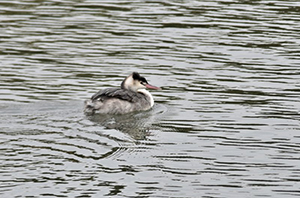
left=145, top=83, right=161, bottom=90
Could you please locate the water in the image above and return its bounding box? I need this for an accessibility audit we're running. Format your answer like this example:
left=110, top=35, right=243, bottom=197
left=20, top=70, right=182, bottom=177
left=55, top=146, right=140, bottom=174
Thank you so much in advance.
left=1, top=0, right=300, bottom=197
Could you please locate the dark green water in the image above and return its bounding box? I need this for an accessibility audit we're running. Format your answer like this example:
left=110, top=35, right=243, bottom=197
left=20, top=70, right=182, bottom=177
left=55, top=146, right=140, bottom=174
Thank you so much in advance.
left=1, top=0, right=299, bottom=197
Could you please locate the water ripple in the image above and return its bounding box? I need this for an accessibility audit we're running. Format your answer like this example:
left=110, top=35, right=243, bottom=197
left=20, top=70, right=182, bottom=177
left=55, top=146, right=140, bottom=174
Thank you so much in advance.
left=1, top=0, right=300, bottom=197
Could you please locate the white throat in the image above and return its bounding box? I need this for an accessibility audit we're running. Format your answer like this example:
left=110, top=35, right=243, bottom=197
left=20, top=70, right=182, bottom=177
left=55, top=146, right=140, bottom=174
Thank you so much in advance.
left=138, top=89, right=154, bottom=107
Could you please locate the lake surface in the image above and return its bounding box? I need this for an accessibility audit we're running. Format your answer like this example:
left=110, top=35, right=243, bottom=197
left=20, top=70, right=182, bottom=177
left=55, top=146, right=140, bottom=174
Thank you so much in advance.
left=1, top=0, right=300, bottom=197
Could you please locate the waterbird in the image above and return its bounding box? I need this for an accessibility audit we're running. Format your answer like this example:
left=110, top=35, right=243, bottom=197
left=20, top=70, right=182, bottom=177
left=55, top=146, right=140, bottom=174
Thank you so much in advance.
left=84, top=72, right=161, bottom=115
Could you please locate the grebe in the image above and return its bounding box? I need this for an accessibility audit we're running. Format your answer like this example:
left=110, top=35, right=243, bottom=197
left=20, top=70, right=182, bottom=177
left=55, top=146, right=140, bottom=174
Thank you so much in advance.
left=84, top=72, right=160, bottom=115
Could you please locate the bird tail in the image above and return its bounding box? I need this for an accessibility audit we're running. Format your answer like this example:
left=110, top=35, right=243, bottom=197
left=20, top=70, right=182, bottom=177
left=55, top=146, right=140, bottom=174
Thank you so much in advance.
left=84, top=99, right=96, bottom=115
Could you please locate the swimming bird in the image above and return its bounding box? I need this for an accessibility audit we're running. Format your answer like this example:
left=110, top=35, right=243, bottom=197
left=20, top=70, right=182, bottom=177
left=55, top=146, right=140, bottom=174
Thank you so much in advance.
left=84, top=72, right=160, bottom=115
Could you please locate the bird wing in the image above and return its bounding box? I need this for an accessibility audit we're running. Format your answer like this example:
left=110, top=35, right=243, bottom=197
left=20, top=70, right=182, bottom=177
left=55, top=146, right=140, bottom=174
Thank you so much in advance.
left=91, top=88, right=143, bottom=103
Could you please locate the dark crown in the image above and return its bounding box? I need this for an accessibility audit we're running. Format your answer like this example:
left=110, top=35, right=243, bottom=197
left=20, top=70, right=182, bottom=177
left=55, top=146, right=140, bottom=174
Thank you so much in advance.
left=132, top=72, right=148, bottom=83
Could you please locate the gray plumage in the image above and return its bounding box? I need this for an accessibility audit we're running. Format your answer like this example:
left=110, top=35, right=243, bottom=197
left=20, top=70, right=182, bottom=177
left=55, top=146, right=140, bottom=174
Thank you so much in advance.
left=84, top=72, right=160, bottom=115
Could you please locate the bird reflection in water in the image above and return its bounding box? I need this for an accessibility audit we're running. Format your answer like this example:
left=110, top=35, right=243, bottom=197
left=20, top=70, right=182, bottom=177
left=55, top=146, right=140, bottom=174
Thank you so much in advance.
left=86, top=105, right=166, bottom=140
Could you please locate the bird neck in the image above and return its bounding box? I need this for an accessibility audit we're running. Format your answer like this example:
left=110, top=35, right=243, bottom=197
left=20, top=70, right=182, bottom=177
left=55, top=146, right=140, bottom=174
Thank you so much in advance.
left=137, top=89, right=154, bottom=107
